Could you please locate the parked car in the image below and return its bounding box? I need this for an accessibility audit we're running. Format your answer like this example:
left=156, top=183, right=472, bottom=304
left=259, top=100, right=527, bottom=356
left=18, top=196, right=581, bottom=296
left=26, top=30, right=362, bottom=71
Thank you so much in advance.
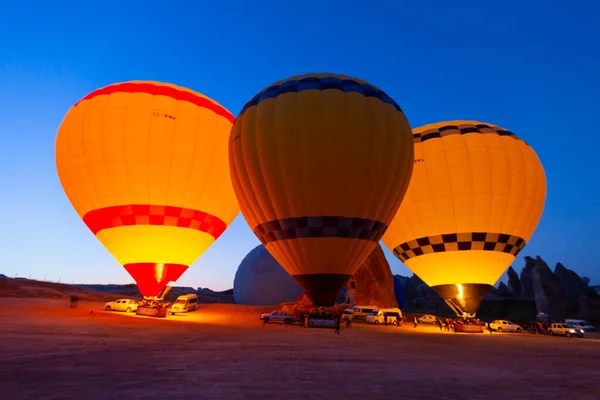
left=104, top=299, right=139, bottom=313
left=417, top=314, right=437, bottom=324
left=489, top=320, right=523, bottom=333
left=260, top=310, right=296, bottom=324
left=548, top=323, right=584, bottom=338
left=565, top=319, right=596, bottom=332
left=341, top=308, right=354, bottom=322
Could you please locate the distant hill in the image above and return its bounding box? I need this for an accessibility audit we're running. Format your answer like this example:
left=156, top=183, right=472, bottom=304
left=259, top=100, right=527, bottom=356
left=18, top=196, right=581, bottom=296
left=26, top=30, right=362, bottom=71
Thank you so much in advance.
left=0, top=276, right=235, bottom=304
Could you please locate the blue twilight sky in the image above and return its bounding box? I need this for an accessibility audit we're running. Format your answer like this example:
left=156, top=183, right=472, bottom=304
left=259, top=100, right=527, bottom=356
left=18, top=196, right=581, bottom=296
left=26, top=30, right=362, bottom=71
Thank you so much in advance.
left=0, top=1, right=599, bottom=290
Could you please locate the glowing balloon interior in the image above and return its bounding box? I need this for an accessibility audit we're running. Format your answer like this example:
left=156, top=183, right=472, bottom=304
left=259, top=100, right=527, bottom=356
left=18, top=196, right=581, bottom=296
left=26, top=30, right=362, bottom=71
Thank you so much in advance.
left=382, top=121, right=546, bottom=316
left=229, top=73, right=414, bottom=307
left=56, top=81, right=239, bottom=298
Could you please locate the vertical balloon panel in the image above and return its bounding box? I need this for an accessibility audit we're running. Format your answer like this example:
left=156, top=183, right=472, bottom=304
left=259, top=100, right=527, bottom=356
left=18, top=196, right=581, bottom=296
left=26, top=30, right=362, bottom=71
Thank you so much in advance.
left=56, top=81, right=239, bottom=297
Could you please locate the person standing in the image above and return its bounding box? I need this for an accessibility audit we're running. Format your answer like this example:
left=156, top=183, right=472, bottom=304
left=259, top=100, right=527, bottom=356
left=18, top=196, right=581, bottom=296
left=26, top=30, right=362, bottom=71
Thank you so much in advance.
left=413, top=316, right=418, bottom=328
left=334, top=315, right=341, bottom=335
left=70, top=295, right=79, bottom=308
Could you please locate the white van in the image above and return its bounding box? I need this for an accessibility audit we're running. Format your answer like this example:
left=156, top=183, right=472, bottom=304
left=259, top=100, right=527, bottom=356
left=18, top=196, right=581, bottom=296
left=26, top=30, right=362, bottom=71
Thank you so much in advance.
left=366, top=308, right=403, bottom=325
left=565, top=319, right=596, bottom=332
left=349, top=305, right=378, bottom=321
left=169, top=294, right=199, bottom=314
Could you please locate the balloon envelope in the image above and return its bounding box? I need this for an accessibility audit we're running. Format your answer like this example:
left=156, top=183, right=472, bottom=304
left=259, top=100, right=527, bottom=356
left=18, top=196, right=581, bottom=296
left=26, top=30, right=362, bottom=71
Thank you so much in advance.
left=56, top=81, right=239, bottom=297
left=382, top=121, right=546, bottom=316
left=233, top=245, right=303, bottom=306
left=229, top=73, right=414, bottom=306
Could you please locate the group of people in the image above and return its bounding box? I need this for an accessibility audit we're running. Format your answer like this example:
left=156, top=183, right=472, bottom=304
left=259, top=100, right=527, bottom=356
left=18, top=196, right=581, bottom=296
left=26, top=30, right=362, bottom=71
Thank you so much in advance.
left=437, top=317, right=457, bottom=332
left=435, top=317, right=485, bottom=332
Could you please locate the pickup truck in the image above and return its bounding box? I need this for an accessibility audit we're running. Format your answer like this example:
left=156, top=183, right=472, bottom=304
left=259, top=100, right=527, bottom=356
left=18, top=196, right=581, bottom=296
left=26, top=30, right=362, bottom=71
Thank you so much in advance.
left=260, top=310, right=296, bottom=324
left=104, top=299, right=139, bottom=313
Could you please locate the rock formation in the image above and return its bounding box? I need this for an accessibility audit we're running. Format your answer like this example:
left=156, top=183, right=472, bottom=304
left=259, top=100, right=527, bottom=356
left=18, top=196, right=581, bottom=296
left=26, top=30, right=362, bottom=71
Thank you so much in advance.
left=393, top=275, right=407, bottom=308
left=390, top=254, right=599, bottom=326
left=404, top=274, right=436, bottom=300
left=531, top=256, right=570, bottom=320
left=281, top=293, right=315, bottom=315
left=506, top=266, right=522, bottom=297
left=554, top=262, right=587, bottom=298
left=582, top=277, right=591, bottom=285
left=497, top=281, right=510, bottom=296
left=520, top=257, right=535, bottom=299
left=344, top=244, right=398, bottom=308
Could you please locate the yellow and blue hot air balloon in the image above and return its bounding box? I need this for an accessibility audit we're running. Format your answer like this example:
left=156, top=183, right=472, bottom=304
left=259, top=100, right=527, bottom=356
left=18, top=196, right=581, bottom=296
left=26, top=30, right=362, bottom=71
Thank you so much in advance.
left=229, top=73, right=414, bottom=307
left=56, top=81, right=239, bottom=298
left=382, top=120, right=547, bottom=316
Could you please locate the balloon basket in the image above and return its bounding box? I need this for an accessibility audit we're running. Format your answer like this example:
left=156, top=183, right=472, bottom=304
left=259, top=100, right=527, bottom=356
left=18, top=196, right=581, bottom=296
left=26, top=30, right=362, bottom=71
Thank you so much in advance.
left=136, top=306, right=169, bottom=318
left=454, top=323, right=484, bottom=333
left=308, top=318, right=336, bottom=329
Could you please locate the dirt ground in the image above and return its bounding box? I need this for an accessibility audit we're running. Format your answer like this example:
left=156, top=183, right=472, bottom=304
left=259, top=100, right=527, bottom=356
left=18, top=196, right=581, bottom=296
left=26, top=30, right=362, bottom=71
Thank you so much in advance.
left=1, top=298, right=599, bottom=400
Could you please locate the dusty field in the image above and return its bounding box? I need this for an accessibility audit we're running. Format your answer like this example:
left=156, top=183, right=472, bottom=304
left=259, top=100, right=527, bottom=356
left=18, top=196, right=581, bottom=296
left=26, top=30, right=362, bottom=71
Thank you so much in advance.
left=0, top=298, right=599, bottom=400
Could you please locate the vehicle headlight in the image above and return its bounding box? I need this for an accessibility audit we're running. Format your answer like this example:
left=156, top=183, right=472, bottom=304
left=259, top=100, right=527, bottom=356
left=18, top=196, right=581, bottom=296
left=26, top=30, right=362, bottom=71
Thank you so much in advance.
left=580, top=330, right=584, bottom=333
left=569, top=329, right=575, bottom=333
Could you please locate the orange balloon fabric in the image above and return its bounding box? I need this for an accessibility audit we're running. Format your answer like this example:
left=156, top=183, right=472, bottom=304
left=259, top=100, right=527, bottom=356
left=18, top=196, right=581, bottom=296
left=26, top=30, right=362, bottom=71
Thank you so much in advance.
left=229, top=73, right=414, bottom=306
left=382, top=120, right=546, bottom=315
left=56, top=81, right=239, bottom=297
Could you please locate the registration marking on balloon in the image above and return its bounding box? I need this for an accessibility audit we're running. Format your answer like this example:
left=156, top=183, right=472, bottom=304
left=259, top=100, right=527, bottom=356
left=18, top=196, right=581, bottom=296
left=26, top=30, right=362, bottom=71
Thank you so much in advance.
left=74, top=81, right=235, bottom=123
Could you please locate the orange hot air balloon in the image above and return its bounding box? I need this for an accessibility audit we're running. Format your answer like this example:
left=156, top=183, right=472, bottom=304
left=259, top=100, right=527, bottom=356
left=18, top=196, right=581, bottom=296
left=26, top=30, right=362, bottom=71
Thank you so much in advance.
left=229, top=73, right=414, bottom=307
left=381, top=121, right=546, bottom=317
left=56, top=81, right=239, bottom=298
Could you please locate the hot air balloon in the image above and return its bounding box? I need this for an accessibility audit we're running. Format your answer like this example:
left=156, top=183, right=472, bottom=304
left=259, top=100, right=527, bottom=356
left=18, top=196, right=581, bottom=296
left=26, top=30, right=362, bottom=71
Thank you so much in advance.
left=233, top=245, right=303, bottom=306
left=56, top=81, right=239, bottom=298
left=382, top=121, right=546, bottom=317
left=229, top=73, right=414, bottom=307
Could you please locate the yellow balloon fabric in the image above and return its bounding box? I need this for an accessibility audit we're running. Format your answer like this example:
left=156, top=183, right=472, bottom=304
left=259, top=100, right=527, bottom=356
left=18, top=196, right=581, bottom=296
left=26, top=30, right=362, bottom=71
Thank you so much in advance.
left=229, top=73, right=414, bottom=306
left=382, top=120, right=546, bottom=315
left=56, top=81, right=239, bottom=297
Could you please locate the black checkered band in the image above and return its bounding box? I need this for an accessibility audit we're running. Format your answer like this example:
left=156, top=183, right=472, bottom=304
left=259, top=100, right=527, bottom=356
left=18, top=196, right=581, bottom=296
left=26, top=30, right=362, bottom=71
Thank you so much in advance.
left=392, top=232, right=526, bottom=262
left=253, top=216, right=388, bottom=245
left=413, top=123, right=525, bottom=144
